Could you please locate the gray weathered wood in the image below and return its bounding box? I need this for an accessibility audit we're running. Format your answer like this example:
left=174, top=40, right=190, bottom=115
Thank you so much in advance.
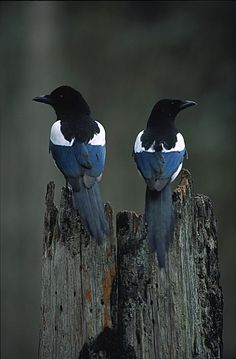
left=38, top=185, right=117, bottom=359
left=38, top=170, right=223, bottom=359
left=116, top=170, right=223, bottom=359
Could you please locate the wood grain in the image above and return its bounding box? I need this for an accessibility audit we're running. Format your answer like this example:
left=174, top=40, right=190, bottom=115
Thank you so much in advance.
left=38, top=170, right=223, bottom=359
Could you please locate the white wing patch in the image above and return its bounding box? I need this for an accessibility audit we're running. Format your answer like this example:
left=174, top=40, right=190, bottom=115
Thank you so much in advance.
left=50, top=120, right=106, bottom=147
left=50, top=121, right=74, bottom=146
left=134, top=131, right=185, bottom=153
left=89, top=121, right=106, bottom=146
left=134, top=131, right=155, bottom=153
left=162, top=133, right=185, bottom=153
left=170, top=162, right=183, bottom=182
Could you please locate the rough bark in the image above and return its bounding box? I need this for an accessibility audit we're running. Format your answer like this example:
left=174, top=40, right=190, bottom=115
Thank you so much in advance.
left=38, top=170, right=223, bottom=359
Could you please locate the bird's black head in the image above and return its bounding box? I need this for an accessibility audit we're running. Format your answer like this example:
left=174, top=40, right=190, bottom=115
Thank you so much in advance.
left=33, top=85, right=90, bottom=120
left=148, top=98, right=197, bottom=127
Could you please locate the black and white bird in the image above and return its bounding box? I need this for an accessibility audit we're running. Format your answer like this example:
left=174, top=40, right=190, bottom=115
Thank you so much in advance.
left=33, top=85, right=109, bottom=244
left=133, top=99, right=196, bottom=267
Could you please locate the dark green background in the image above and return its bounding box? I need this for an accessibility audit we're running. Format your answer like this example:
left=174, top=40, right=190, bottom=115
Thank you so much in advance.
left=1, top=1, right=235, bottom=358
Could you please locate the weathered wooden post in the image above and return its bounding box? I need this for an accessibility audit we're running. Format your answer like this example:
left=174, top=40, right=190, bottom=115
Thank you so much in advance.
left=38, top=184, right=117, bottom=358
left=38, top=170, right=223, bottom=359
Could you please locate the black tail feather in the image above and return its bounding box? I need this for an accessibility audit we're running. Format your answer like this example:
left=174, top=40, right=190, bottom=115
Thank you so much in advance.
left=145, top=183, right=174, bottom=268
left=72, top=180, right=109, bottom=244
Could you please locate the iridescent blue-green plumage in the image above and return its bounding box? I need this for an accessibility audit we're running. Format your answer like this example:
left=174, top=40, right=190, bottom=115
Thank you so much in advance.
left=34, top=85, right=109, bottom=243
left=49, top=138, right=108, bottom=243
left=134, top=147, right=186, bottom=267
left=133, top=99, right=196, bottom=267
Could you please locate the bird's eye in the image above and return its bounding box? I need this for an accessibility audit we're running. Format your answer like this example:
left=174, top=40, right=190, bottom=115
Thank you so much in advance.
left=59, top=94, right=64, bottom=98
left=171, top=101, right=174, bottom=105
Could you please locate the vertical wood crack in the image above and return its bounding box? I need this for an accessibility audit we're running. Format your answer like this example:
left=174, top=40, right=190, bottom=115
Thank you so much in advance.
left=39, top=170, right=223, bottom=359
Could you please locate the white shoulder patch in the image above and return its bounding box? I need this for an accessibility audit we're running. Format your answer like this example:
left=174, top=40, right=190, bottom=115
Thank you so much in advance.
left=134, top=131, right=185, bottom=153
left=89, top=121, right=106, bottom=146
left=50, top=121, right=75, bottom=146
left=134, top=130, right=155, bottom=153
left=162, top=133, right=185, bottom=153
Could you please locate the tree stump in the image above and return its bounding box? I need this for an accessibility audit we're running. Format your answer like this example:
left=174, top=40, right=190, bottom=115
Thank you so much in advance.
left=38, top=170, right=223, bottom=359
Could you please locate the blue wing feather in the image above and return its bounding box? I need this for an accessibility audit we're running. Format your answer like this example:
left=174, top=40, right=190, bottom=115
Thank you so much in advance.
left=49, top=140, right=105, bottom=179
left=50, top=140, right=108, bottom=242
left=134, top=149, right=186, bottom=181
left=161, top=150, right=186, bottom=178
left=85, top=144, right=106, bottom=177
left=134, top=138, right=186, bottom=267
left=50, top=141, right=82, bottom=177
left=73, top=142, right=92, bottom=169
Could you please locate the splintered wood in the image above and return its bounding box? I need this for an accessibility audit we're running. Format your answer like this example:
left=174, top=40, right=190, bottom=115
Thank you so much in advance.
left=39, top=170, right=223, bottom=359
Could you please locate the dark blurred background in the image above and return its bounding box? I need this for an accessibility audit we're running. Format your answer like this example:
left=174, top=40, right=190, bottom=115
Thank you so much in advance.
left=1, top=1, right=236, bottom=358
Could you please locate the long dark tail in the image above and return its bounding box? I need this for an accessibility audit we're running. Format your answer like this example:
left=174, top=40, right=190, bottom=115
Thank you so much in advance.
left=145, top=183, right=175, bottom=268
left=72, top=181, right=109, bottom=244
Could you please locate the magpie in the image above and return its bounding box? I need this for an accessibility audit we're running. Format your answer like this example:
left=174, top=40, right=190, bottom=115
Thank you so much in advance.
left=33, top=85, right=109, bottom=244
left=133, top=99, right=197, bottom=267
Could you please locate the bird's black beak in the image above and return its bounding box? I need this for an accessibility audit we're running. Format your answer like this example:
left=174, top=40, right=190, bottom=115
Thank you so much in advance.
left=33, top=94, right=52, bottom=104
left=179, top=100, right=197, bottom=110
